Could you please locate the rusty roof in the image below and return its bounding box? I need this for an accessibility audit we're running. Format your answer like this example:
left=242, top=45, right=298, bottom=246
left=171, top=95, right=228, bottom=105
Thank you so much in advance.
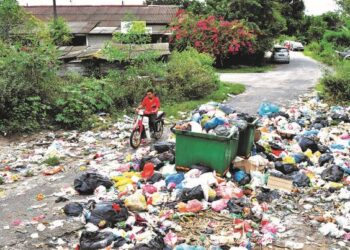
left=24, top=5, right=178, bottom=31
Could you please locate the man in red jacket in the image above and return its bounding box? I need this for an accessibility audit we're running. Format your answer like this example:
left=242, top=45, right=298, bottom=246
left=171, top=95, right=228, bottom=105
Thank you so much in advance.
left=136, top=89, right=160, bottom=134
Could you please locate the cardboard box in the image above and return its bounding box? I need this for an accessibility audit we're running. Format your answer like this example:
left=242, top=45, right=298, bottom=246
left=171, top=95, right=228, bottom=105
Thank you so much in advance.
left=233, top=157, right=265, bottom=173
left=267, top=176, right=293, bottom=192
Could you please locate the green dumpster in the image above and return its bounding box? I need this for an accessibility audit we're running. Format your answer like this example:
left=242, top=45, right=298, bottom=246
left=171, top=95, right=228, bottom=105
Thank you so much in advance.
left=237, top=118, right=259, bottom=158
left=173, top=129, right=239, bottom=175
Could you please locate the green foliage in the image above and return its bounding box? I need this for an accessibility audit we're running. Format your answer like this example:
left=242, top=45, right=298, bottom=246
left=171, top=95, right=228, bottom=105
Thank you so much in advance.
left=103, top=21, right=151, bottom=62
left=166, top=48, right=219, bottom=100
left=337, top=0, right=350, bottom=15
left=48, top=17, right=72, bottom=46
left=322, top=61, right=350, bottom=102
left=54, top=78, right=113, bottom=128
left=163, top=81, right=245, bottom=119
left=324, top=29, right=350, bottom=48
left=43, top=156, right=60, bottom=166
left=0, top=0, right=25, bottom=42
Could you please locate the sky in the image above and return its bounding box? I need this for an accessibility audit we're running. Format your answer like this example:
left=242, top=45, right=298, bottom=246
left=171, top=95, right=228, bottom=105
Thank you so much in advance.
left=18, top=0, right=339, bottom=15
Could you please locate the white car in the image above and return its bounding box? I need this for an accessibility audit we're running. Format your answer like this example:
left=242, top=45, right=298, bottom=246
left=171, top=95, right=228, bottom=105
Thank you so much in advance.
left=291, top=42, right=304, bottom=51
left=272, top=46, right=290, bottom=64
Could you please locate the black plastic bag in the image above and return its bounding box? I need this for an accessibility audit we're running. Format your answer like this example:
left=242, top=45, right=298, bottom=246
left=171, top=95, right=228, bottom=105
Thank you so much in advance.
left=158, top=152, right=175, bottom=163
left=79, top=231, right=115, bottom=250
left=88, top=200, right=128, bottom=228
left=321, top=165, right=344, bottom=182
left=318, top=144, right=330, bottom=154
left=148, top=172, right=163, bottom=184
left=177, top=185, right=204, bottom=202
left=63, top=202, right=83, bottom=217
left=140, top=157, right=164, bottom=171
left=191, top=164, right=212, bottom=173
left=256, top=189, right=280, bottom=203
left=319, top=153, right=334, bottom=166
left=291, top=172, right=310, bottom=187
left=298, top=136, right=318, bottom=153
left=275, top=162, right=298, bottom=175
left=74, top=172, right=113, bottom=195
left=133, top=235, right=165, bottom=250
left=152, top=142, right=175, bottom=153
left=227, top=199, right=245, bottom=214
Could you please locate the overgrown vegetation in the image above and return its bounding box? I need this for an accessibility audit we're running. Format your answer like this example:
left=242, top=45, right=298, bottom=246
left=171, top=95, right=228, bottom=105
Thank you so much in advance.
left=0, top=1, right=229, bottom=134
left=301, top=1, right=350, bottom=102
left=163, top=81, right=245, bottom=118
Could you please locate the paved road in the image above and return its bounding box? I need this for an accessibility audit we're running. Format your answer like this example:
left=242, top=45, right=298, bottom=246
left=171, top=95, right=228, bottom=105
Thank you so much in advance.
left=220, top=52, right=325, bottom=114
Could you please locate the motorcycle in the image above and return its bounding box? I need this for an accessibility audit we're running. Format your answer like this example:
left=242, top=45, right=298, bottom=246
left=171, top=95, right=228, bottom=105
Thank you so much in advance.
left=129, top=110, right=165, bottom=149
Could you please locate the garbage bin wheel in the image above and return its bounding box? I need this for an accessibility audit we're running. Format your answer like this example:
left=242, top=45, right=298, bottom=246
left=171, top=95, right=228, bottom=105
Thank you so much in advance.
left=153, top=121, right=164, bottom=140
left=130, top=129, right=142, bottom=149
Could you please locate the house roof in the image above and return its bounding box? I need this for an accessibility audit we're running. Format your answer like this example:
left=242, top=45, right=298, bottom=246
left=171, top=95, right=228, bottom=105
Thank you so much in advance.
left=58, top=43, right=171, bottom=61
left=24, top=5, right=178, bottom=33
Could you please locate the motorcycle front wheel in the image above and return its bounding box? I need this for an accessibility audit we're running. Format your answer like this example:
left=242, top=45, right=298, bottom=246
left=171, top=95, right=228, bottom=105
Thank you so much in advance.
left=130, top=129, right=142, bottom=149
left=153, top=121, right=164, bottom=140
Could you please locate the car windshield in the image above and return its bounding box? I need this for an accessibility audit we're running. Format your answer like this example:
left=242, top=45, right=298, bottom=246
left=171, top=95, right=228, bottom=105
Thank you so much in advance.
left=274, top=48, right=288, bottom=52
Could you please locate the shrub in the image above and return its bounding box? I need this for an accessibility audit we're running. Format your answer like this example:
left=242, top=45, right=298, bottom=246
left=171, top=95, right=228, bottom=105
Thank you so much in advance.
left=166, top=48, right=219, bottom=100
left=170, top=12, right=256, bottom=66
left=324, top=29, right=350, bottom=49
left=322, top=61, right=350, bottom=101
left=54, top=79, right=113, bottom=128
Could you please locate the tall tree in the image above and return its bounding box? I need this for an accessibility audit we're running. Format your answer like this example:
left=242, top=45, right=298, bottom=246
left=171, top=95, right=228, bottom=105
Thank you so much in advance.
left=0, top=0, right=25, bottom=42
left=336, top=0, right=350, bottom=14
left=278, top=0, right=305, bottom=35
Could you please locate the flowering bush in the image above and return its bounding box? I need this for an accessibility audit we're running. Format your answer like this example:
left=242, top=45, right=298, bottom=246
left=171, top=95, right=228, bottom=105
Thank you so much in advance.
left=170, top=11, right=257, bottom=66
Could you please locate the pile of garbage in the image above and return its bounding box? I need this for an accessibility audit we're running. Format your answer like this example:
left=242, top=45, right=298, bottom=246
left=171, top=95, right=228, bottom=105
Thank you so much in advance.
left=1, top=93, right=350, bottom=249
left=174, top=102, right=256, bottom=137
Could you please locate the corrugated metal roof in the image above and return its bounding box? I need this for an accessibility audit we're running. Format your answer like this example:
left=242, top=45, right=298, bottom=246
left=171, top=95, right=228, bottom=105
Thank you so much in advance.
left=58, top=43, right=170, bottom=61
left=24, top=5, right=178, bottom=25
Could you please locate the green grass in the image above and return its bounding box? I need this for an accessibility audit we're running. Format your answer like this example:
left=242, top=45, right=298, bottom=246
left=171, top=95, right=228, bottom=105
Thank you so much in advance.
left=215, top=64, right=275, bottom=73
left=163, top=81, right=245, bottom=119
left=42, top=156, right=60, bottom=166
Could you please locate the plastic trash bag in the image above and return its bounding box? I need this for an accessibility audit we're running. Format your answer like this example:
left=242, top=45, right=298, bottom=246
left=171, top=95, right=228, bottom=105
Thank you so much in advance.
left=165, top=173, right=185, bottom=186
left=79, top=231, right=115, bottom=250
left=133, top=235, right=165, bottom=250
left=274, top=162, right=299, bottom=175
left=157, top=152, right=175, bottom=163
left=256, top=189, right=280, bottom=203
left=219, top=104, right=235, bottom=115
left=140, top=157, right=164, bottom=171
left=63, top=202, right=83, bottom=217
left=258, top=102, right=280, bottom=116
left=88, top=200, right=128, bottom=227
left=298, top=137, right=318, bottom=153
left=232, top=169, right=251, bottom=186
left=214, top=125, right=230, bottom=137
left=177, top=185, right=204, bottom=202
left=291, top=172, right=310, bottom=187
left=74, top=172, right=113, bottom=195
left=321, top=165, right=344, bottom=182
left=124, top=193, right=147, bottom=211
left=227, top=198, right=245, bottom=214
left=152, top=142, right=175, bottom=153
left=204, top=117, right=226, bottom=131
left=175, top=244, right=206, bottom=250
left=319, top=153, right=334, bottom=166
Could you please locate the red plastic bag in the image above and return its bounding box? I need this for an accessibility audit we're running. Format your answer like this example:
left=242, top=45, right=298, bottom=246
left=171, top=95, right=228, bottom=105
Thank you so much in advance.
left=141, top=163, right=154, bottom=180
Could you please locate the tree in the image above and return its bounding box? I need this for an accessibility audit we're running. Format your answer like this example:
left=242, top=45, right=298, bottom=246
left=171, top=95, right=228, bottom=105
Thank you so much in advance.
left=336, top=0, right=350, bottom=14
left=48, top=17, right=72, bottom=46
left=278, top=0, right=305, bottom=35
left=146, top=0, right=183, bottom=4
left=0, top=0, right=25, bottom=42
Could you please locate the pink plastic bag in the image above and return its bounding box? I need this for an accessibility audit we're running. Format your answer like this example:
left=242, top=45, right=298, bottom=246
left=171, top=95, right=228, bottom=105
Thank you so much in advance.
left=164, top=230, right=178, bottom=246
left=186, top=199, right=203, bottom=213
left=211, top=199, right=228, bottom=212
left=142, top=184, right=157, bottom=195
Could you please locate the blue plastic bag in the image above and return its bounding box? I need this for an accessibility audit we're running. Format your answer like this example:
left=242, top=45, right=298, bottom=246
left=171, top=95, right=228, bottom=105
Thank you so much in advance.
left=204, top=117, right=226, bottom=131
left=258, top=102, right=280, bottom=116
left=165, top=173, right=184, bottom=186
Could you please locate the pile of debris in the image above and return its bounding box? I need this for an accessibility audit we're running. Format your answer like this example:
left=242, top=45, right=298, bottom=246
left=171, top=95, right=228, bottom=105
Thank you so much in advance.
left=1, top=93, right=349, bottom=250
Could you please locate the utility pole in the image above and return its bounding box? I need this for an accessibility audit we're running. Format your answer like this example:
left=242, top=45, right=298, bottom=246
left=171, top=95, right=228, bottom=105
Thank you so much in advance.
left=53, top=0, right=57, bottom=21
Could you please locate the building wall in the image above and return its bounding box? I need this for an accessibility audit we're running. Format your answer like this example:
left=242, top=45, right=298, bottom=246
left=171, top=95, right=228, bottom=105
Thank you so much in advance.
left=87, top=34, right=113, bottom=47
